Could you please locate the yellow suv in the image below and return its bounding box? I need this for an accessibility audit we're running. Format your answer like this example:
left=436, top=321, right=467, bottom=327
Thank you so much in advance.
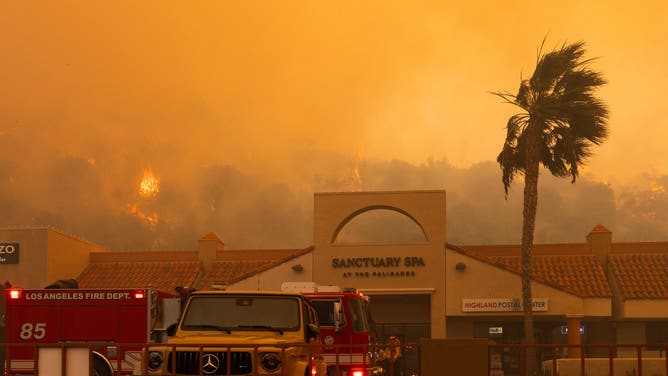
left=134, top=290, right=329, bottom=376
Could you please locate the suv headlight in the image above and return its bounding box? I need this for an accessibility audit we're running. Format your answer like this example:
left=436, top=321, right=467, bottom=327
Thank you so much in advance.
left=260, top=352, right=282, bottom=372
left=147, top=351, right=163, bottom=371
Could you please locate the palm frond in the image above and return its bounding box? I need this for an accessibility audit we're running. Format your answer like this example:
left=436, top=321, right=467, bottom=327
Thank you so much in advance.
left=490, top=90, right=517, bottom=104
left=493, top=39, right=609, bottom=193
left=497, top=114, right=530, bottom=196
left=530, top=41, right=592, bottom=97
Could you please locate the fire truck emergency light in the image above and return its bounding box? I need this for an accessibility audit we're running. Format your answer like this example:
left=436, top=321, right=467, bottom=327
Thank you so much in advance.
left=9, top=289, right=20, bottom=299
left=134, top=291, right=145, bottom=299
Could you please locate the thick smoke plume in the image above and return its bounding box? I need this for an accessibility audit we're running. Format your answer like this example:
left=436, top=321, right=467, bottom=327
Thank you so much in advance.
left=1, top=134, right=666, bottom=250
left=3, top=3, right=668, bottom=250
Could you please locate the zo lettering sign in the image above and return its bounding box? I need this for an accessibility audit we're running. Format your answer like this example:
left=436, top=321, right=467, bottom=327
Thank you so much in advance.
left=0, top=243, right=19, bottom=264
left=462, top=298, right=549, bottom=312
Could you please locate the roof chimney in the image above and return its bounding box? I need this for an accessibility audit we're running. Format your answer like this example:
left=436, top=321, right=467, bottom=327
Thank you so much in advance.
left=198, top=232, right=224, bottom=271
left=586, top=224, right=612, bottom=270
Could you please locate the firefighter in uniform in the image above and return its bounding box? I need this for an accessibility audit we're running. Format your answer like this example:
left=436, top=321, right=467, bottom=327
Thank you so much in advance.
left=379, top=336, right=403, bottom=376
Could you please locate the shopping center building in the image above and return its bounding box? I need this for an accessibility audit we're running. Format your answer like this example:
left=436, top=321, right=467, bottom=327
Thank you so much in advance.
left=3, top=190, right=668, bottom=365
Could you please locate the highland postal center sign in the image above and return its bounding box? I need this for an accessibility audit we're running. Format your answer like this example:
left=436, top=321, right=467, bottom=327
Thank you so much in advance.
left=462, top=298, right=549, bottom=312
left=0, top=243, right=19, bottom=264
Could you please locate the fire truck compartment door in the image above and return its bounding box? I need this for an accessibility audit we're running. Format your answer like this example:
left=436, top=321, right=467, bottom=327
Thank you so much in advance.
left=38, top=346, right=89, bottom=376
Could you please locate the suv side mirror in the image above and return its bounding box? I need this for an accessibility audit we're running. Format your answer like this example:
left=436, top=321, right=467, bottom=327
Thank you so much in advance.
left=166, top=322, right=178, bottom=337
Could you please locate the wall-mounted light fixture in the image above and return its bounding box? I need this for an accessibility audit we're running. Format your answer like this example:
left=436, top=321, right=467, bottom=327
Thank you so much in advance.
left=292, top=264, right=304, bottom=272
left=455, top=262, right=466, bottom=271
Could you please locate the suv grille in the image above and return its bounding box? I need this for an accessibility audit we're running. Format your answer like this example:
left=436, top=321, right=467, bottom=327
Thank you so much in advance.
left=167, top=351, right=252, bottom=375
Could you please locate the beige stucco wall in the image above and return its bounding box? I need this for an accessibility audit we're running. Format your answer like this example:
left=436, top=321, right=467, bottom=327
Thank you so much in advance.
left=46, top=230, right=107, bottom=285
left=446, top=249, right=611, bottom=318
left=624, top=300, right=668, bottom=318
left=312, top=190, right=447, bottom=338
left=0, top=228, right=107, bottom=289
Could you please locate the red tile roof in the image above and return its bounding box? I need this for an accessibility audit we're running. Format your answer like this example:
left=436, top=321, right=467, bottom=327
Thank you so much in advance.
left=195, top=248, right=314, bottom=290
left=89, top=251, right=198, bottom=262
left=451, top=244, right=611, bottom=298
left=194, top=261, right=275, bottom=290
left=609, top=254, right=668, bottom=299
left=590, top=224, right=611, bottom=233
left=76, top=247, right=313, bottom=295
left=461, top=243, right=591, bottom=256
left=215, top=249, right=310, bottom=261
left=200, top=232, right=223, bottom=241
left=77, top=261, right=200, bottom=295
left=612, top=242, right=668, bottom=254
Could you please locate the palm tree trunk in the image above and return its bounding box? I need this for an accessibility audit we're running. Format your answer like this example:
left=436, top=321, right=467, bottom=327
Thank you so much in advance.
left=522, top=121, right=540, bottom=374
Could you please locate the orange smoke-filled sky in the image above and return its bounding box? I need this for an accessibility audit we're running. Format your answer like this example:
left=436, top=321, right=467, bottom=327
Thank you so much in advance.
left=2, top=0, right=667, bottom=185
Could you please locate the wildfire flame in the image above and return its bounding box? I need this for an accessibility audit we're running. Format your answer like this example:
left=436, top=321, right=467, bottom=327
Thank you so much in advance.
left=620, top=170, right=668, bottom=220
left=125, top=168, right=162, bottom=227
left=649, top=181, right=666, bottom=195
left=126, top=203, right=159, bottom=227
left=139, top=168, right=160, bottom=198
left=348, top=151, right=364, bottom=191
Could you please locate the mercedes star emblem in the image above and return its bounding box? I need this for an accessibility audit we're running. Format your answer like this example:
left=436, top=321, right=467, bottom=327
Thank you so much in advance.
left=202, top=353, right=220, bottom=374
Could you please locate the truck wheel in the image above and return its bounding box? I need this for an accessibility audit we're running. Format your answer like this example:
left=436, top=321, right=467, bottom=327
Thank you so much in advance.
left=93, top=356, right=113, bottom=376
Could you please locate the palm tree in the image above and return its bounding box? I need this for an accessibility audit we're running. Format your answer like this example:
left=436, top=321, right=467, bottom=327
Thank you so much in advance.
left=493, top=40, right=609, bottom=373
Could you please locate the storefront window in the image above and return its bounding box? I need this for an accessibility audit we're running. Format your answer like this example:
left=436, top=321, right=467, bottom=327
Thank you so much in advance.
left=646, top=323, right=668, bottom=351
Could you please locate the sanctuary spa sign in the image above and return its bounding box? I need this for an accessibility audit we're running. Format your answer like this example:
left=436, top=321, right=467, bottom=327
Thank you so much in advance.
left=331, top=256, right=426, bottom=278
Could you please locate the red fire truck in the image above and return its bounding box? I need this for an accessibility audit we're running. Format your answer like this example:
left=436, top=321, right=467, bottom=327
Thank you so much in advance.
left=281, top=282, right=384, bottom=376
left=2, top=287, right=180, bottom=376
